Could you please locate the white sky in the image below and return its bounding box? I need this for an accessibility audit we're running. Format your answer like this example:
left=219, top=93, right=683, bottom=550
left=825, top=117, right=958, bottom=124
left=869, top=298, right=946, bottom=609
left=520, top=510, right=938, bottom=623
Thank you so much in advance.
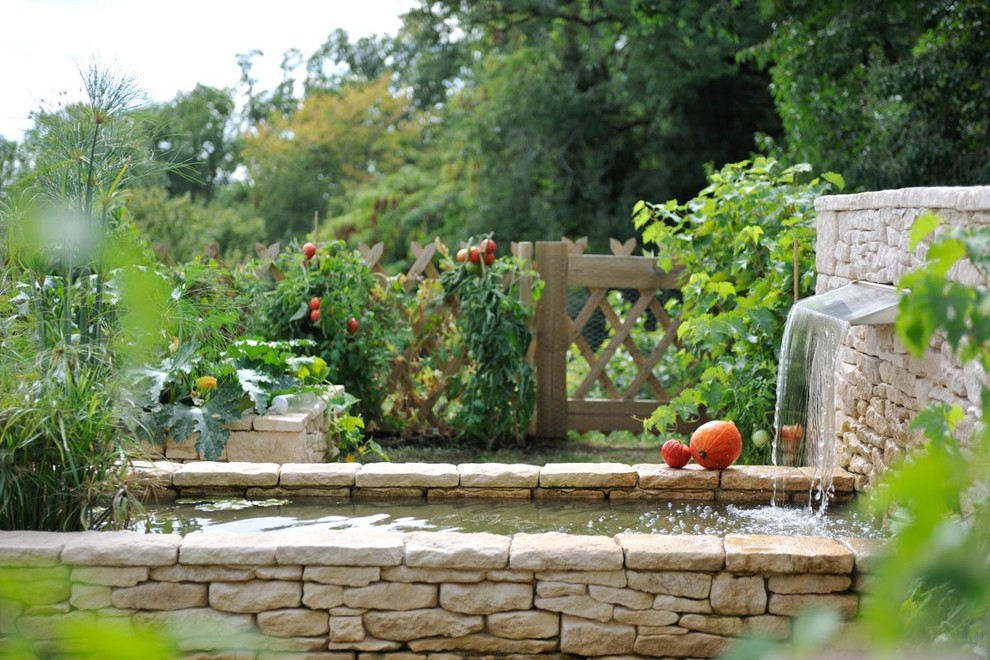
left=0, top=0, right=417, bottom=141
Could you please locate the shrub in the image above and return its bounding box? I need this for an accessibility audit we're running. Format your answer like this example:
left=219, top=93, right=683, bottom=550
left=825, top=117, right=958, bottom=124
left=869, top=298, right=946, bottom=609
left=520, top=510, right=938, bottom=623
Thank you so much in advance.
left=633, top=158, right=842, bottom=463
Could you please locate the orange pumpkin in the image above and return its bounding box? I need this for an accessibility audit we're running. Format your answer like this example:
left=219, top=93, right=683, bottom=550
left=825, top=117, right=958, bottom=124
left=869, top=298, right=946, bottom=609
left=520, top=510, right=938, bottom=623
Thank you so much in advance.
left=689, top=420, right=743, bottom=470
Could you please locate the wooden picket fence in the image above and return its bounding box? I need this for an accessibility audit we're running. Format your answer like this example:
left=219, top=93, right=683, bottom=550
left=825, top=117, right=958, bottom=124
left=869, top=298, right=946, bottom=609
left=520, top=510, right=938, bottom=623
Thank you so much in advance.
left=166, top=236, right=687, bottom=437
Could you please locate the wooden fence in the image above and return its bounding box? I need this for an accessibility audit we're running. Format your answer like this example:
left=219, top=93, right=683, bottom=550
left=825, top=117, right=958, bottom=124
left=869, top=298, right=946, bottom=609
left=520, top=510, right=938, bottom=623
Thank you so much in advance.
left=167, top=236, right=686, bottom=438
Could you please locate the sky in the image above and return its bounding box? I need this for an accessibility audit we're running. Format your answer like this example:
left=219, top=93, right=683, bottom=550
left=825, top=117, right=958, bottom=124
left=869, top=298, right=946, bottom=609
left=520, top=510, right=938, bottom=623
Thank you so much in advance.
left=0, top=0, right=417, bottom=141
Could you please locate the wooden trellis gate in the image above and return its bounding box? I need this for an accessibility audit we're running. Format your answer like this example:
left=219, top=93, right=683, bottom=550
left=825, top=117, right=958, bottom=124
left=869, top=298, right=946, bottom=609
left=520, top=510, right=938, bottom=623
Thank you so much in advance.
left=532, top=239, right=683, bottom=437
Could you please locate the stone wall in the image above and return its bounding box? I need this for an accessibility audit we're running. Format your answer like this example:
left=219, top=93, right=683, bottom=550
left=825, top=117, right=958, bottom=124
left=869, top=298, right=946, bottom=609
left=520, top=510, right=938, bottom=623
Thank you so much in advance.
left=151, top=388, right=342, bottom=464
left=814, top=186, right=990, bottom=489
left=131, top=461, right=857, bottom=505
left=0, top=522, right=874, bottom=658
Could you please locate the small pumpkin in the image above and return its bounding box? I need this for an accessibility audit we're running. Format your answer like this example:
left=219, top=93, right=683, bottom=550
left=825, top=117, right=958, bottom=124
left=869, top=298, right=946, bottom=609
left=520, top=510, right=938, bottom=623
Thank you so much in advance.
left=689, top=420, right=742, bottom=470
left=661, top=439, right=692, bottom=469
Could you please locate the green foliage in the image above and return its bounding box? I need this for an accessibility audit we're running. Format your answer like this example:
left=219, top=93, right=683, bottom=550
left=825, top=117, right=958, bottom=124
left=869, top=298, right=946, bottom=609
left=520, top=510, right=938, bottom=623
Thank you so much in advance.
left=439, top=239, right=541, bottom=446
left=752, top=0, right=990, bottom=191
left=634, top=158, right=841, bottom=462
left=861, top=217, right=990, bottom=654
left=236, top=240, right=399, bottom=420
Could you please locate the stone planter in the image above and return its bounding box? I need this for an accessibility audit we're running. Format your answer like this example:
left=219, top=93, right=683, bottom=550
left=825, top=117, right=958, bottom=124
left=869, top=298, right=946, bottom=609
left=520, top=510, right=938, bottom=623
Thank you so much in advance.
left=146, top=386, right=343, bottom=464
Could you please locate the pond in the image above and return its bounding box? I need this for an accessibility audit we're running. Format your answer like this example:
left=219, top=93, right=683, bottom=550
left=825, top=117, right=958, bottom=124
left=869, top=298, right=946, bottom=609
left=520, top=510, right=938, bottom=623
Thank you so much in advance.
left=140, top=496, right=888, bottom=539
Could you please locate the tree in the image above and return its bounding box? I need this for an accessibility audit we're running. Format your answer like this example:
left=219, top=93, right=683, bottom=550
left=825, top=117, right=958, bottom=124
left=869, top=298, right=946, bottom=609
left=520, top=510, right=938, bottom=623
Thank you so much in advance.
left=754, top=0, right=990, bottom=190
left=240, top=74, right=420, bottom=241
left=148, top=85, right=239, bottom=203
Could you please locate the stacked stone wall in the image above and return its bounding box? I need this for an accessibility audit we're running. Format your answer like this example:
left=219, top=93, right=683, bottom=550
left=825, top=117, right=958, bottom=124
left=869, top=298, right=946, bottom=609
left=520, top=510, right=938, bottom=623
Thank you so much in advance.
left=814, top=186, right=990, bottom=489
left=0, top=524, right=875, bottom=659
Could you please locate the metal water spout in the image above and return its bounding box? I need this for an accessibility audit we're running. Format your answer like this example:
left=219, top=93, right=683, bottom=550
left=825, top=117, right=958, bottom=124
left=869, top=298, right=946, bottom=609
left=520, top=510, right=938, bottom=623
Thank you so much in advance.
left=798, top=281, right=902, bottom=326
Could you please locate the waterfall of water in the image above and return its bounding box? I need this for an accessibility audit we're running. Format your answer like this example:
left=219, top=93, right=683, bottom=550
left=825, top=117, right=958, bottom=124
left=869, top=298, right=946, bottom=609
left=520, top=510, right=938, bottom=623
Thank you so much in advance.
left=770, top=281, right=901, bottom=515
left=771, top=305, right=848, bottom=514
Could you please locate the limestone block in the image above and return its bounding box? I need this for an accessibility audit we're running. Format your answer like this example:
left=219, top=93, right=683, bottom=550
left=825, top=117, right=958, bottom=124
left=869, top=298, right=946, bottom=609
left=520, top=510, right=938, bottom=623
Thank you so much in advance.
left=256, top=565, right=302, bottom=580
left=534, top=594, right=613, bottom=622
left=275, top=529, right=404, bottom=566
left=344, top=583, right=437, bottom=610
left=179, top=531, right=279, bottom=566
left=0, top=531, right=68, bottom=566
left=652, top=594, right=712, bottom=613
left=634, top=631, right=729, bottom=658
left=721, top=466, right=812, bottom=495
left=61, top=531, right=179, bottom=567
left=302, top=583, right=344, bottom=609
left=626, top=571, right=711, bottom=599
left=560, top=616, right=635, bottom=656
left=253, top=412, right=309, bottom=433
left=226, top=414, right=255, bottom=431
left=381, top=566, right=486, bottom=583
left=304, top=566, right=380, bottom=586
left=329, top=614, right=366, bottom=642
left=131, top=608, right=255, bottom=648
left=639, top=624, right=688, bottom=636
left=839, top=537, right=887, bottom=573
left=537, top=581, right=586, bottom=597
left=209, top=580, right=301, bottom=613
left=535, top=570, right=626, bottom=587
left=256, top=608, right=329, bottom=637
left=724, top=534, right=854, bottom=574
left=408, top=633, right=558, bottom=653
left=487, top=569, right=534, bottom=583
left=355, top=463, right=459, bottom=488
left=742, top=614, right=792, bottom=640
left=127, top=461, right=178, bottom=491
left=539, top=463, right=638, bottom=488
left=767, top=574, right=852, bottom=594
left=151, top=565, right=254, bottom=582
left=225, top=430, right=308, bottom=463
left=15, top=611, right=95, bottom=640
left=510, top=533, right=623, bottom=571
left=326, top=636, right=403, bottom=651
left=617, top=534, right=724, bottom=572
left=487, top=610, right=559, bottom=639
left=6, top=577, right=71, bottom=606
left=678, top=613, right=744, bottom=635
left=404, top=531, right=510, bottom=569
left=363, top=609, right=484, bottom=641
left=458, top=463, right=541, bottom=488
left=70, top=584, right=112, bottom=610
left=111, top=582, right=208, bottom=610
left=534, top=487, right=605, bottom=500
left=428, top=487, right=533, bottom=499
left=279, top=463, right=361, bottom=487
left=587, top=584, right=652, bottom=610
left=710, top=573, right=767, bottom=616
left=768, top=593, right=859, bottom=619
left=440, top=582, right=533, bottom=614
left=633, top=464, right=719, bottom=491
left=71, top=566, right=148, bottom=587
left=612, top=607, right=679, bottom=626
left=172, top=462, right=280, bottom=487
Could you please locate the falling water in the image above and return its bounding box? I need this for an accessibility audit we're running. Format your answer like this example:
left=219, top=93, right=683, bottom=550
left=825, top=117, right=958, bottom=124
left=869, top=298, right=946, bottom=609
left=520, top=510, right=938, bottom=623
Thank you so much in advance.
left=771, top=281, right=901, bottom=515
left=772, top=305, right=848, bottom=514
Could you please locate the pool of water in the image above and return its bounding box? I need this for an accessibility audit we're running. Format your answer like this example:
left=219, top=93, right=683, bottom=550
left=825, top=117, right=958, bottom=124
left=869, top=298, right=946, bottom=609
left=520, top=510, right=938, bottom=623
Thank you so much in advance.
left=140, top=497, right=888, bottom=539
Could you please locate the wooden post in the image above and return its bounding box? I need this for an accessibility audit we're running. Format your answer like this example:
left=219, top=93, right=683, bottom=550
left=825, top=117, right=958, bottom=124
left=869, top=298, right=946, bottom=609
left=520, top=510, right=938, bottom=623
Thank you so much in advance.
left=516, top=242, right=538, bottom=435
left=534, top=241, right=569, bottom=438
left=314, top=211, right=320, bottom=244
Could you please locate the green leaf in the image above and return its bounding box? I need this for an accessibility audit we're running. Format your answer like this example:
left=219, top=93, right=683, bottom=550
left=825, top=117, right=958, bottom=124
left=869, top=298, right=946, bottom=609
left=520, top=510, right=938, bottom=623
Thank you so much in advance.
left=236, top=368, right=272, bottom=413
left=821, top=171, right=845, bottom=191
left=909, top=212, right=941, bottom=252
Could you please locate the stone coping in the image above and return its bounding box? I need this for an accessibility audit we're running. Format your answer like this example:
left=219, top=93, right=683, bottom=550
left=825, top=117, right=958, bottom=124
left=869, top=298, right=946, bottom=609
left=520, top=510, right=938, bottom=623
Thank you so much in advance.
left=131, top=462, right=856, bottom=505
left=0, top=529, right=879, bottom=574
left=814, top=185, right=990, bottom=212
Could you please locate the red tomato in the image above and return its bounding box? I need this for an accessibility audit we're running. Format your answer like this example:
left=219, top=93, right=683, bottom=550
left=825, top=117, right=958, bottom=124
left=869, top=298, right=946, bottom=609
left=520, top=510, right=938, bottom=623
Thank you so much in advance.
left=310, top=308, right=321, bottom=323
left=347, top=317, right=359, bottom=334
left=484, top=251, right=495, bottom=266
left=480, top=238, right=496, bottom=254
left=302, top=242, right=317, bottom=259
left=469, top=246, right=481, bottom=264
left=309, top=297, right=321, bottom=311
left=661, top=439, right=692, bottom=469
left=456, top=248, right=468, bottom=263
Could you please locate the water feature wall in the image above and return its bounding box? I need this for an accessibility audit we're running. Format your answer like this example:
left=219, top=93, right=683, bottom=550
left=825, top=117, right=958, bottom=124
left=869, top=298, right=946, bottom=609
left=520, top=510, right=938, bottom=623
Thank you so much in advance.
left=814, top=186, right=990, bottom=489
left=1, top=462, right=871, bottom=659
